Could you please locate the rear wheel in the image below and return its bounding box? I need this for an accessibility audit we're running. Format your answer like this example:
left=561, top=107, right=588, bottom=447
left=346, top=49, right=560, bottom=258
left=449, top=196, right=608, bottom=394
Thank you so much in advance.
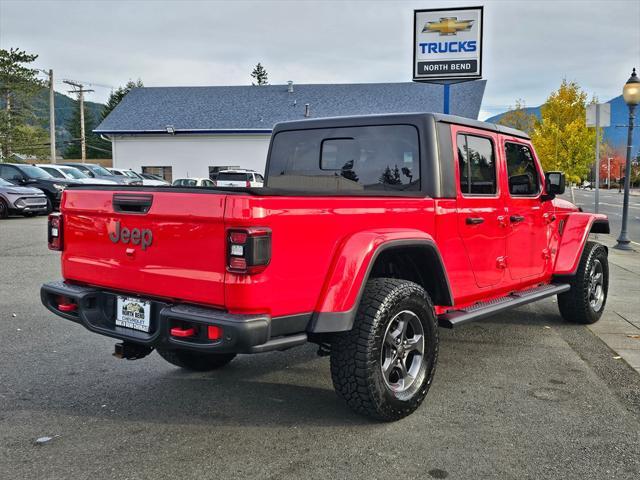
left=0, top=198, right=8, bottom=219
left=330, top=278, right=438, bottom=421
left=558, top=241, right=608, bottom=324
left=156, top=348, right=236, bottom=371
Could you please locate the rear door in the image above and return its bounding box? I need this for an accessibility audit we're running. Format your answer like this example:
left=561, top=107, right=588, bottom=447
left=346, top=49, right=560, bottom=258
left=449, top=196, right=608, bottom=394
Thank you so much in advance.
left=61, top=189, right=228, bottom=307
left=453, top=126, right=507, bottom=288
left=501, top=137, right=552, bottom=280
left=216, top=172, right=248, bottom=187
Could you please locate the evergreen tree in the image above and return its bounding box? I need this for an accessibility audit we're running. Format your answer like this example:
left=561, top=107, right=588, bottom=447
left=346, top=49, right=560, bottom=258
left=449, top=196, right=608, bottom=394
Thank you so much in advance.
left=0, top=48, right=45, bottom=158
left=102, top=79, right=143, bottom=120
left=64, top=102, right=111, bottom=159
left=251, top=63, right=268, bottom=86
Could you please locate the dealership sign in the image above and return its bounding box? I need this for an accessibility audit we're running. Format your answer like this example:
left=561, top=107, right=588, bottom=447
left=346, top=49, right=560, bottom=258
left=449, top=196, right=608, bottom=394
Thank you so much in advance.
left=413, top=7, right=483, bottom=81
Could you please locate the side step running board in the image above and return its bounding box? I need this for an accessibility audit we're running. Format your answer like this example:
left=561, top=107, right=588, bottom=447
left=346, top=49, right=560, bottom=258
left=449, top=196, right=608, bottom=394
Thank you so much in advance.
left=438, top=283, right=570, bottom=329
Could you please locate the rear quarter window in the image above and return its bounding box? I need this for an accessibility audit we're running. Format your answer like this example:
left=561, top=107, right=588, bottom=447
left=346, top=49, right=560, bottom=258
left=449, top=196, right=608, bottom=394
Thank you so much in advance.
left=217, top=172, right=249, bottom=181
left=267, top=125, right=420, bottom=192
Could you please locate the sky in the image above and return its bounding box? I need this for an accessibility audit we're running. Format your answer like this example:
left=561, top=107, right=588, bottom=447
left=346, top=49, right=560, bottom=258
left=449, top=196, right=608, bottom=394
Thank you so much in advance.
left=1, top=0, right=639, bottom=119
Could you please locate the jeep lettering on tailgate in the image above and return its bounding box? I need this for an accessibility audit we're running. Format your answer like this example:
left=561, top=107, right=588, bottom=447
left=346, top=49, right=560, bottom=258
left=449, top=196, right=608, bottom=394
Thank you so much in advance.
left=109, top=221, right=153, bottom=250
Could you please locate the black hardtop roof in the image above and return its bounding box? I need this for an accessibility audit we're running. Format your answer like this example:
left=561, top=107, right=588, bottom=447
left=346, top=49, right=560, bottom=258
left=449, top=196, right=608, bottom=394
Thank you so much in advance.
left=271, top=112, right=530, bottom=140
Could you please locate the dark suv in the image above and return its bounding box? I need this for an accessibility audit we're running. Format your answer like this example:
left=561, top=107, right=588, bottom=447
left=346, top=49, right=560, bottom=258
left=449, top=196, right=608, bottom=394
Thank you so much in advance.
left=0, top=164, right=76, bottom=212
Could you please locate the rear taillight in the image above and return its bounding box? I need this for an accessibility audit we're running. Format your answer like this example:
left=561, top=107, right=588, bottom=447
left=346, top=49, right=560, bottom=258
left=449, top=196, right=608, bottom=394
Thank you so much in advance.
left=48, top=213, right=63, bottom=251
left=245, top=180, right=251, bottom=187
left=227, top=227, right=271, bottom=274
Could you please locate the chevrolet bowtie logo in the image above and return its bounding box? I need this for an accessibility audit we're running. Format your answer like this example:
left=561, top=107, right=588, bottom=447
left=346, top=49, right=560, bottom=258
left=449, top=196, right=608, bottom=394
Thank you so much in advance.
left=423, top=17, right=474, bottom=36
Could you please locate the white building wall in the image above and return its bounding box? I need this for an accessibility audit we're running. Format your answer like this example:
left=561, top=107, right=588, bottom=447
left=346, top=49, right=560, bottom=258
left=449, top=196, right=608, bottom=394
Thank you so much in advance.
left=111, top=134, right=272, bottom=180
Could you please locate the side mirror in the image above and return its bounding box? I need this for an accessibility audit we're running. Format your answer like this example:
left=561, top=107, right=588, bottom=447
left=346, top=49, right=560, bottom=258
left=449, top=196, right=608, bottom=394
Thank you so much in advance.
left=542, top=171, right=565, bottom=200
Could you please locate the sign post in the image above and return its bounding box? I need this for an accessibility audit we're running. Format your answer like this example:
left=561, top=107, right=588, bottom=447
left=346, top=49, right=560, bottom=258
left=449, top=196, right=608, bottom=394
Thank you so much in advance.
left=413, top=7, right=483, bottom=114
left=586, top=103, right=611, bottom=213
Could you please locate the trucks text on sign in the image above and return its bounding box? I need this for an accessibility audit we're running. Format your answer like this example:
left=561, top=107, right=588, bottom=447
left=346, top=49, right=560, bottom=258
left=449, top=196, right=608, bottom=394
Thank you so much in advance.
left=413, top=7, right=483, bottom=81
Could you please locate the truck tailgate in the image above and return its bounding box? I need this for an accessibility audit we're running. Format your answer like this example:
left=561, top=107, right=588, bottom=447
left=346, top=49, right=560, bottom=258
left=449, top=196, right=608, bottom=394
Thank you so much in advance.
left=61, top=189, right=227, bottom=307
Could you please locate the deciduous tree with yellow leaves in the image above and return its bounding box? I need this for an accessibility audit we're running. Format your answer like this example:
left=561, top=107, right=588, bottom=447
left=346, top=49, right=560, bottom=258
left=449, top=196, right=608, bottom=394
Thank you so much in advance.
left=530, top=80, right=598, bottom=184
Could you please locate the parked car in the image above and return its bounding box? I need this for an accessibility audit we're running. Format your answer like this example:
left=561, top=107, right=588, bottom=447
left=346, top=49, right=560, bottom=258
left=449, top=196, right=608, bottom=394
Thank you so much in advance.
left=0, top=163, right=76, bottom=212
left=0, top=176, right=48, bottom=218
left=41, top=113, right=609, bottom=421
left=109, top=168, right=168, bottom=186
left=580, top=181, right=593, bottom=190
left=36, top=164, right=118, bottom=185
left=214, top=169, right=264, bottom=188
left=60, top=163, right=140, bottom=185
left=140, top=173, right=170, bottom=186
left=172, top=178, right=215, bottom=187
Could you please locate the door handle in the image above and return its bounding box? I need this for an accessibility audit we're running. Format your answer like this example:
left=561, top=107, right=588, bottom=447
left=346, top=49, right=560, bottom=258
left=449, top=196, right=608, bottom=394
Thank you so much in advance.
left=466, top=217, right=485, bottom=225
left=510, top=215, right=525, bottom=223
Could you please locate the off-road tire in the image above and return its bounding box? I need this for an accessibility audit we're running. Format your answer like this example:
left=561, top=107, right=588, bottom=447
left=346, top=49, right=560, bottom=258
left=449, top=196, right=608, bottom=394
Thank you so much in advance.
left=330, top=278, right=439, bottom=421
left=156, top=348, right=236, bottom=371
left=0, top=198, right=8, bottom=219
left=558, top=241, right=608, bottom=324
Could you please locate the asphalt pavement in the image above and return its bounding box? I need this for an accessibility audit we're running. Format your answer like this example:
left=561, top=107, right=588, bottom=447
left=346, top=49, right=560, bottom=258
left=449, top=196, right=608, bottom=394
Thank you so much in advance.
left=1, top=217, right=640, bottom=479
left=563, top=188, right=640, bottom=246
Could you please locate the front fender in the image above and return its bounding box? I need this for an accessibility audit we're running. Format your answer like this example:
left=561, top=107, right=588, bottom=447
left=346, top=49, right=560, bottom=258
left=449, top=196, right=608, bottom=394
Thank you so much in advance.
left=554, top=213, right=608, bottom=275
left=309, top=229, right=449, bottom=333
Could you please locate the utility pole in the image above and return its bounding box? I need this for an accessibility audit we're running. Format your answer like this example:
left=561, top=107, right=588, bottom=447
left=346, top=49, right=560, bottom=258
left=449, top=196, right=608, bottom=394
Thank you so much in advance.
left=594, top=104, right=601, bottom=213
left=63, top=80, right=94, bottom=161
left=607, top=157, right=612, bottom=189
left=48, top=70, right=56, bottom=163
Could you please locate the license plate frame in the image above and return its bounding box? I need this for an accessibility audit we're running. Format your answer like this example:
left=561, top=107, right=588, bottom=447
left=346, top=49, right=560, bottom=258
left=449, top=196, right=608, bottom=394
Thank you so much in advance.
left=115, top=296, right=151, bottom=332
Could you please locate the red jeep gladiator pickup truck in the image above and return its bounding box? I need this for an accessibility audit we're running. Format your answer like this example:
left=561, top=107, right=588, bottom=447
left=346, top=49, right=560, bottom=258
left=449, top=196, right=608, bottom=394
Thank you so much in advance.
left=42, top=113, right=610, bottom=421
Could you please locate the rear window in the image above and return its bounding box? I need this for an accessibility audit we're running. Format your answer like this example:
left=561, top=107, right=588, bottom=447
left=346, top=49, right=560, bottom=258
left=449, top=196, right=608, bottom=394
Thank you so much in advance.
left=217, top=172, right=249, bottom=181
left=267, top=125, right=420, bottom=192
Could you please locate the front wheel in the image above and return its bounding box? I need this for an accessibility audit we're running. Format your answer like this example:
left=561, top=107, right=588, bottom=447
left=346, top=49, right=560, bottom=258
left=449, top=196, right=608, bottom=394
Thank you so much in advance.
left=156, top=348, right=236, bottom=371
left=558, top=241, right=609, bottom=324
left=0, top=198, right=8, bottom=219
left=330, top=278, right=439, bottom=421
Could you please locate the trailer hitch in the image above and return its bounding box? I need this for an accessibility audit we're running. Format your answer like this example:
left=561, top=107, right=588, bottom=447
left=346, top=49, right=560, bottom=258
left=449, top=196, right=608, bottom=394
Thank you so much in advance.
left=113, top=342, right=153, bottom=360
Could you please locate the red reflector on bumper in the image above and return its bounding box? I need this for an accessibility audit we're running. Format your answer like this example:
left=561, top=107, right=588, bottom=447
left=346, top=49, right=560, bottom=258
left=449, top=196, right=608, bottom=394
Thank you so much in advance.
left=170, top=327, right=196, bottom=338
left=58, top=303, right=77, bottom=312
left=207, top=325, right=223, bottom=340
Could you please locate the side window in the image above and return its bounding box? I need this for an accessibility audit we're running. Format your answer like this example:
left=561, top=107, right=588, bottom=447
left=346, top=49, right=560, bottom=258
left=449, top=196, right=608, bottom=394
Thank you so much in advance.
left=42, top=167, right=64, bottom=179
left=1, top=165, right=22, bottom=182
left=457, top=133, right=497, bottom=195
left=256, top=174, right=264, bottom=182
left=505, top=142, right=540, bottom=196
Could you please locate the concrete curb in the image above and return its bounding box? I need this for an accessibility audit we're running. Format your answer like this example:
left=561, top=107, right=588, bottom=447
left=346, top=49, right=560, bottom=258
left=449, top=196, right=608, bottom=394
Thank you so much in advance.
left=588, top=233, right=640, bottom=374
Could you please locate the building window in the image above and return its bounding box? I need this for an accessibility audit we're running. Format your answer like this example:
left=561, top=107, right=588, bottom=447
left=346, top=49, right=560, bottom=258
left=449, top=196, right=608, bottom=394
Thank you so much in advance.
left=142, top=166, right=173, bottom=183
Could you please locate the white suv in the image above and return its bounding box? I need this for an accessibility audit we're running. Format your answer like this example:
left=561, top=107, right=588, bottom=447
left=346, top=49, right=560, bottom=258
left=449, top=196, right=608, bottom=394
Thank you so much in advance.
left=214, top=170, right=264, bottom=188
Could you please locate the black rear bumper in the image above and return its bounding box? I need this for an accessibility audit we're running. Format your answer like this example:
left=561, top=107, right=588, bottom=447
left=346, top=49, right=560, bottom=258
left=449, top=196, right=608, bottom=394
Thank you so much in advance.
left=41, top=281, right=307, bottom=354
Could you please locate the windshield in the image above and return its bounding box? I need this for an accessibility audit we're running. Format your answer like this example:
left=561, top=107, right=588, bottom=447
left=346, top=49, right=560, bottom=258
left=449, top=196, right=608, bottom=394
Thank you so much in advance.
left=217, top=172, right=249, bottom=181
left=124, top=170, right=142, bottom=179
left=87, top=165, right=113, bottom=176
left=267, top=125, right=420, bottom=192
left=60, top=167, right=88, bottom=179
left=40, top=167, right=65, bottom=179
left=20, top=165, right=53, bottom=179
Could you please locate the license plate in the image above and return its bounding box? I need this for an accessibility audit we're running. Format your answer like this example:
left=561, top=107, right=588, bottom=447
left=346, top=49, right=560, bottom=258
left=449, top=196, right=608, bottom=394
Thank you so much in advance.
left=116, top=296, right=151, bottom=332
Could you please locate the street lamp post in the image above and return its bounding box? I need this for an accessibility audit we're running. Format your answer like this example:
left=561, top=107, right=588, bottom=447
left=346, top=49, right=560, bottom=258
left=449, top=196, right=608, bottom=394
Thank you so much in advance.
left=615, top=68, right=640, bottom=250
